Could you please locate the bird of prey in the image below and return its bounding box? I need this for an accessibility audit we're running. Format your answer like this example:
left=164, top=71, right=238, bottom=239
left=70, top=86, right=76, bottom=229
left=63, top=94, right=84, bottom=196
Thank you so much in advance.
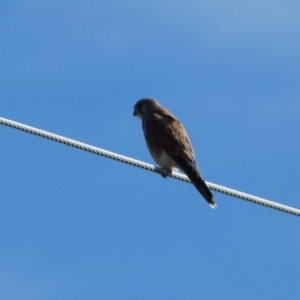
left=133, top=98, right=216, bottom=208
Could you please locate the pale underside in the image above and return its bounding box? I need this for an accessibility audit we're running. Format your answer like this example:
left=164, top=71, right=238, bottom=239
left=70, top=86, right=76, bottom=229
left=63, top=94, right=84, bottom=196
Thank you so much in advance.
left=149, top=148, right=180, bottom=172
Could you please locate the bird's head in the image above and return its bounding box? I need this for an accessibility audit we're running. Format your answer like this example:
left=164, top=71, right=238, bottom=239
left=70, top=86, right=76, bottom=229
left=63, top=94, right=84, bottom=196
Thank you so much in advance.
left=133, top=98, right=159, bottom=119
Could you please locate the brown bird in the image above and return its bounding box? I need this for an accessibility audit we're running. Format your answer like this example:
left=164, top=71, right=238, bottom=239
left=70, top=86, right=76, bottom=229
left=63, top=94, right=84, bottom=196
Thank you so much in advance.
left=133, top=98, right=216, bottom=208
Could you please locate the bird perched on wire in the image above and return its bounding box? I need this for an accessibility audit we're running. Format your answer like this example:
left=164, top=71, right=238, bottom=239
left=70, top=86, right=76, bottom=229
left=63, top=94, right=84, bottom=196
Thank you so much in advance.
left=133, top=98, right=216, bottom=208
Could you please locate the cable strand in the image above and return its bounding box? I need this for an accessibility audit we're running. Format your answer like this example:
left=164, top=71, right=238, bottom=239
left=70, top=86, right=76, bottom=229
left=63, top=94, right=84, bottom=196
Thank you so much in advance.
left=1, top=116, right=299, bottom=217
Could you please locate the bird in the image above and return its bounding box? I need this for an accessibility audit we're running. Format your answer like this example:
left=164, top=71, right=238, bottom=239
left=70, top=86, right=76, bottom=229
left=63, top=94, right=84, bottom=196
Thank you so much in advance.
left=133, top=98, right=216, bottom=208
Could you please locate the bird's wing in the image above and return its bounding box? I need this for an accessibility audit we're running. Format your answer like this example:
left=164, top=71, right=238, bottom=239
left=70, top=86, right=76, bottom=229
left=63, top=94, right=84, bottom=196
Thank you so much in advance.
left=143, top=108, right=195, bottom=162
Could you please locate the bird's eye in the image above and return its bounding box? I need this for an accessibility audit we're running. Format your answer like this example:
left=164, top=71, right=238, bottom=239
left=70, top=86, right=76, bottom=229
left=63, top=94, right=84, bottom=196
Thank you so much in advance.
left=140, top=104, right=147, bottom=114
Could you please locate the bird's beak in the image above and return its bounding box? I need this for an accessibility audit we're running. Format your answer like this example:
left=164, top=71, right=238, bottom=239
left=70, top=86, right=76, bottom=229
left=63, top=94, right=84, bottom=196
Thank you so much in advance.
left=133, top=109, right=137, bottom=116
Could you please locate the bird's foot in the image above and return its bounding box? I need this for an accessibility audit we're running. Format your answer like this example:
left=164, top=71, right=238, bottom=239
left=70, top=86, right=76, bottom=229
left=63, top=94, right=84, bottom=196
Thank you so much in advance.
left=156, top=167, right=173, bottom=178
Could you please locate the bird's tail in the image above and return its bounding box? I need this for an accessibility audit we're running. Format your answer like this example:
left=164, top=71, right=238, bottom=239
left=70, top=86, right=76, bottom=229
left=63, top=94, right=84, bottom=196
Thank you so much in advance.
left=171, top=155, right=217, bottom=208
left=189, top=172, right=217, bottom=208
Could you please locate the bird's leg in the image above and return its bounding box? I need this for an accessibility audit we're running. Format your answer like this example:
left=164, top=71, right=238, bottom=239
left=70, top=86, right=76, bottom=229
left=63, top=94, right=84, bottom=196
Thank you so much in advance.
left=156, top=167, right=173, bottom=178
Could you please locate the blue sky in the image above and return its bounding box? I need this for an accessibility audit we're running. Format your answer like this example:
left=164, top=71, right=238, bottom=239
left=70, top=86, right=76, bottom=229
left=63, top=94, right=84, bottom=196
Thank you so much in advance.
left=1, top=1, right=300, bottom=299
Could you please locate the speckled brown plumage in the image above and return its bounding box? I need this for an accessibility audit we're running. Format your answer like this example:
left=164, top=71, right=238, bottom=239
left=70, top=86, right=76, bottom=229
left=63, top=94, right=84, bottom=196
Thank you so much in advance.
left=133, top=98, right=216, bottom=208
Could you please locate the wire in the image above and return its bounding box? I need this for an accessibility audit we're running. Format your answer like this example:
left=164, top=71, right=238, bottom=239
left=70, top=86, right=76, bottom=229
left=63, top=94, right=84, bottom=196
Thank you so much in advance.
left=1, top=116, right=299, bottom=217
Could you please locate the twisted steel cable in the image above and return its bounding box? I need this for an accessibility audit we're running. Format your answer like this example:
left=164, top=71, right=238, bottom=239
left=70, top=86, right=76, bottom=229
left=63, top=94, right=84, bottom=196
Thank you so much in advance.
left=1, top=116, right=299, bottom=217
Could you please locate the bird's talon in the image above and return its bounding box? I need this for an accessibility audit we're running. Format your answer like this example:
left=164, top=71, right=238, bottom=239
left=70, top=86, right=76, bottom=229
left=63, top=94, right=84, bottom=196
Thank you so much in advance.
left=157, top=167, right=172, bottom=178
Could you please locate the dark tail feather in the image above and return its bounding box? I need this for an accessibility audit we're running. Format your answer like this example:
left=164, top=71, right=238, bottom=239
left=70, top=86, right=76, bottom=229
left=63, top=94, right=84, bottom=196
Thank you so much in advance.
left=171, top=155, right=217, bottom=208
